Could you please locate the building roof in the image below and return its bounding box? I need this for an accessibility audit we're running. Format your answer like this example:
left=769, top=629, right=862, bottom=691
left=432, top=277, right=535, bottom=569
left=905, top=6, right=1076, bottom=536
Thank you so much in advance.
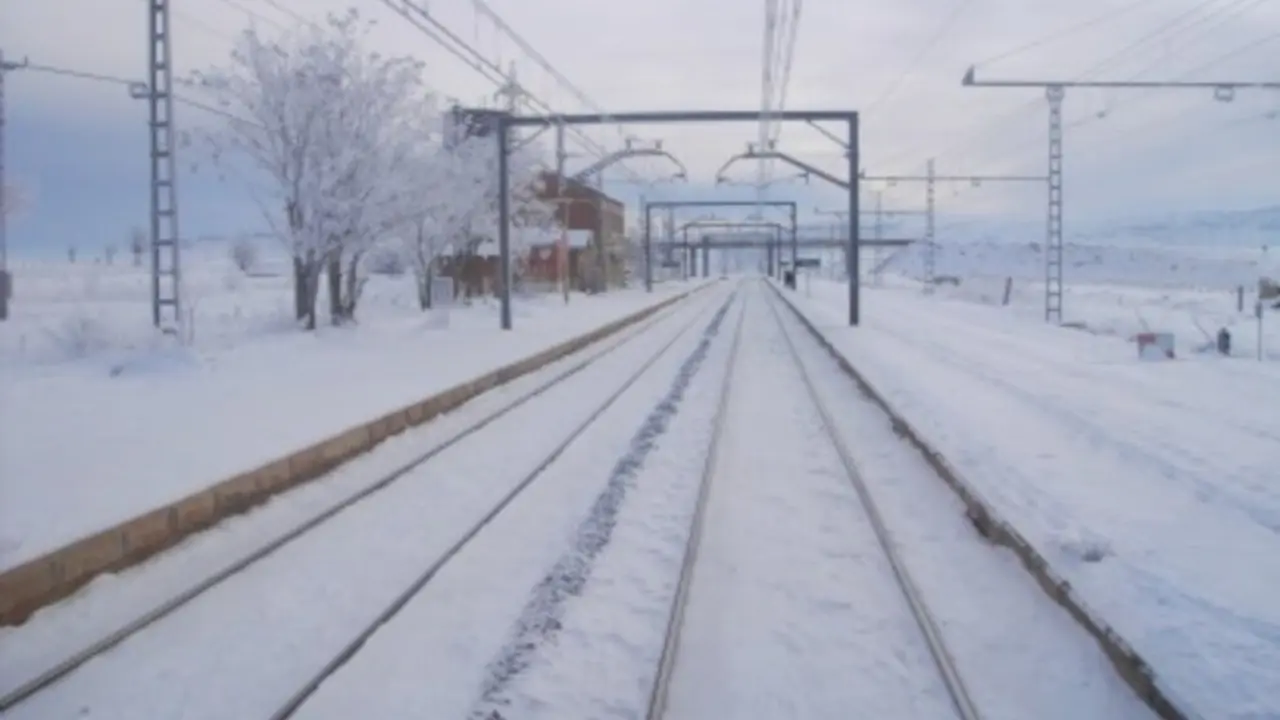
left=536, top=171, right=624, bottom=209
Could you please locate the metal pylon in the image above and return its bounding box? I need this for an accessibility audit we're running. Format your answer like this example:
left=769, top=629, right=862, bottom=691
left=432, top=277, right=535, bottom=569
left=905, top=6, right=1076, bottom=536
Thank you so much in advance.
left=1044, top=85, right=1065, bottom=324
left=148, top=0, right=181, bottom=330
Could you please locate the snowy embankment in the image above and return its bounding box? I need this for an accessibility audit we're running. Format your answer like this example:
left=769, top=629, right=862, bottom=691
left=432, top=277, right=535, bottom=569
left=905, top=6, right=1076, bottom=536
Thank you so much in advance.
left=786, top=277, right=1280, bottom=719
left=0, top=252, right=694, bottom=572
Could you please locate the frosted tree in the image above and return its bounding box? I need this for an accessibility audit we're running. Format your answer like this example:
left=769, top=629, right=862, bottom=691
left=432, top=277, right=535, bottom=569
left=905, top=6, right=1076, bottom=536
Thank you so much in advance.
left=192, top=8, right=430, bottom=328
left=129, top=226, right=146, bottom=267
left=401, top=127, right=558, bottom=309
left=230, top=235, right=258, bottom=273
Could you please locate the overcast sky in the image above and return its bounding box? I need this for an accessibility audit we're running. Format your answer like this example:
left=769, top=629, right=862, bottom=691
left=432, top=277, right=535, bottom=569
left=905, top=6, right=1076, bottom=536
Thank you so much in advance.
left=1, top=0, right=1277, bottom=255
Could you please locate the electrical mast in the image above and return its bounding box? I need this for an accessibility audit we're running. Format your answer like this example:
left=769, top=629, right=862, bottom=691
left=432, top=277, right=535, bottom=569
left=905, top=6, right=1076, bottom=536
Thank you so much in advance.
left=145, top=0, right=182, bottom=331
left=961, top=66, right=1280, bottom=323
left=861, top=163, right=1045, bottom=294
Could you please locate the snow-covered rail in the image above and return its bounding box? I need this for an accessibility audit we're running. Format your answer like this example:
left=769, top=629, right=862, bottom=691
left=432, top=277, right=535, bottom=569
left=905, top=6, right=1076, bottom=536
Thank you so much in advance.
left=642, top=280, right=1156, bottom=720
left=0, top=286, right=735, bottom=719
left=645, top=284, right=979, bottom=720
left=761, top=287, right=979, bottom=719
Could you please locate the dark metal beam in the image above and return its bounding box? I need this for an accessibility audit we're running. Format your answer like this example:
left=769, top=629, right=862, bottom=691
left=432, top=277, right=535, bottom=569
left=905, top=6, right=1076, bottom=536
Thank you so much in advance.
left=656, top=238, right=912, bottom=249
left=962, top=65, right=1280, bottom=90
left=679, top=220, right=785, bottom=231
left=645, top=200, right=795, bottom=209
left=720, top=149, right=849, bottom=189
left=506, top=110, right=856, bottom=127
left=494, top=109, right=860, bottom=327
left=642, top=201, right=799, bottom=290
left=861, top=171, right=1045, bottom=182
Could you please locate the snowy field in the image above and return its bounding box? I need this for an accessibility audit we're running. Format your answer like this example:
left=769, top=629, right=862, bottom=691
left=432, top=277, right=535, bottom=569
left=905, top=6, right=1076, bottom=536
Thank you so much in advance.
left=2, top=283, right=1154, bottom=719
left=786, top=273, right=1280, bottom=719
left=868, top=237, right=1280, bottom=359
left=0, top=243, right=696, bottom=572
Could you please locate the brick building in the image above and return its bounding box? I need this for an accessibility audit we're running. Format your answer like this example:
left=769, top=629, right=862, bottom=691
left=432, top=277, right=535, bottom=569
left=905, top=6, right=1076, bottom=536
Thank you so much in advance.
left=434, top=106, right=630, bottom=295
left=524, top=172, right=628, bottom=292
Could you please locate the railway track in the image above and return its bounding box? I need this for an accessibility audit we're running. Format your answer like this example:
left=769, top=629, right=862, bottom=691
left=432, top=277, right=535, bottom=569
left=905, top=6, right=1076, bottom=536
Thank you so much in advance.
left=0, top=285, right=736, bottom=720
left=637, top=280, right=1155, bottom=720
left=7, top=279, right=1165, bottom=719
left=644, top=282, right=980, bottom=720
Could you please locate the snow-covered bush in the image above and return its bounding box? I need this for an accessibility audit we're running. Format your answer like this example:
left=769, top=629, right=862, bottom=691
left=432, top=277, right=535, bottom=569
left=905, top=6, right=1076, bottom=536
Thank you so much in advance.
left=230, top=236, right=258, bottom=274
left=46, top=310, right=114, bottom=359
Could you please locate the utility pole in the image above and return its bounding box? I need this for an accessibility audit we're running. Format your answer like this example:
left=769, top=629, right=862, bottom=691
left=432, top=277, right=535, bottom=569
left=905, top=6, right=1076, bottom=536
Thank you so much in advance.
left=495, top=62, right=521, bottom=313
left=961, top=66, right=1280, bottom=324
left=554, top=121, right=569, bottom=304
left=0, top=49, right=27, bottom=322
left=145, top=0, right=182, bottom=331
left=816, top=201, right=929, bottom=285
left=861, top=163, right=1044, bottom=293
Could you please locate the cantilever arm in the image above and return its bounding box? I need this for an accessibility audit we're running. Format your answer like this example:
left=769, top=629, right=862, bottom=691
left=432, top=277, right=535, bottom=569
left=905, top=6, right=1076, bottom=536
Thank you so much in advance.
left=571, top=148, right=687, bottom=182
left=716, top=149, right=850, bottom=189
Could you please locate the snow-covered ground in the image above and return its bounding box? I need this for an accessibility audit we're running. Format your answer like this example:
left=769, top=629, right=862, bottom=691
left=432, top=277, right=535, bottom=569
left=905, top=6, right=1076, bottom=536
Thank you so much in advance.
left=880, top=234, right=1277, bottom=290
left=784, top=275, right=1280, bottom=719
left=863, top=234, right=1280, bottom=359
left=0, top=245, right=696, bottom=571
left=0, top=283, right=734, bottom=720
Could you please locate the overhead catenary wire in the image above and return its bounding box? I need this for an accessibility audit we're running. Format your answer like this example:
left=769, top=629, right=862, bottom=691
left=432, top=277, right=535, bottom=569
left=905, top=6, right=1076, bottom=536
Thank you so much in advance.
left=467, top=0, right=649, bottom=183
left=6, top=61, right=255, bottom=125
left=863, top=0, right=973, bottom=117
left=1117, top=0, right=1274, bottom=82
left=955, top=25, right=1280, bottom=176
left=890, top=0, right=1274, bottom=175
left=206, top=0, right=287, bottom=31
left=380, top=0, right=646, bottom=184
left=1077, top=0, right=1241, bottom=80
left=970, top=0, right=1167, bottom=68
left=872, top=0, right=1171, bottom=167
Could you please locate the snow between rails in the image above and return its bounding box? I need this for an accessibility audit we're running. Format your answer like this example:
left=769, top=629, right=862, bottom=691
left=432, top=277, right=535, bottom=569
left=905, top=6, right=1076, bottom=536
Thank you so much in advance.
left=468, top=291, right=738, bottom=720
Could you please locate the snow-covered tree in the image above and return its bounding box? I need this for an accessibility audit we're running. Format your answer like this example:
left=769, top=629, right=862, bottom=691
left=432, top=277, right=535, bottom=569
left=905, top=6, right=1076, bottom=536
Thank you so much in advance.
left=400, top=128, right=558, bottom=310
left=230, top=235, right=258, bottom=273
left=129, top=226, right=146, bottom=267
left=192, top=8, right=429, bottom=328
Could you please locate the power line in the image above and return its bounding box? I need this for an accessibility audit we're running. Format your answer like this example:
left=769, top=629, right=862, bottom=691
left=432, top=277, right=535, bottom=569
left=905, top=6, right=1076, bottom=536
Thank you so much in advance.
left=864, top=0, right=973, bottom=117
left=467, top=0, right=647, bottom=183
left=963, top=28, right=1280, bottom=171
left=254, top=0, right=310, bottom=26
left=1109, top=0, right=1268, bottom=81
left=1079, top=0, right=1234, bottom=80
left=379, top=0, right=645, bottom=184
left=890, top=0, right=1246, bottom=171
left=207, top=0, right=287, bottom=31
left=7, top=60, right=255, bottom=124
left=876, top=0, right=1168, bottom=168
left=892, top=0, right=1273, bottom=173
left=757, top=0, right=803, bottom=194
left=961, top=34, right=1280, bottom=327
left=971, top=0, right=1166, bottom=68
